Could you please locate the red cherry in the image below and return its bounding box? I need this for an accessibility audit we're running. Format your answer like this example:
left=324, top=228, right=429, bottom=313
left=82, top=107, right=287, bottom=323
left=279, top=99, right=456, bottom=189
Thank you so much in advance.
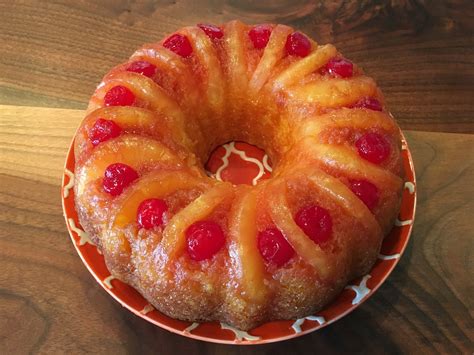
left=126, top=61, right=157, bottom=78
left=324, top=57, right=353, bottom=78
left=349, top=180, right=379, bottom=210
left=257, top=227, right=294, bottom=267
left=352, top=97, right=383, bottom=111
left=355, top=132, right=391, bottom=164
left=285, top=32, right=311, bottom=57
left=163, top=33, right=193, bottom=58
left=186, top=221, right=225, bottom=261
left=104, top=85, right=135, bottom=107
left=89, top=118, right=122, bottom=146
left=248, top=25, right=272, bottom=49
left=103, top=163, right=139, bottom=196
left=197, top=23, right=223, bottom=40
left=137, top=198, right=168, bottom=230
left=295, top=205, right=333, bottom=245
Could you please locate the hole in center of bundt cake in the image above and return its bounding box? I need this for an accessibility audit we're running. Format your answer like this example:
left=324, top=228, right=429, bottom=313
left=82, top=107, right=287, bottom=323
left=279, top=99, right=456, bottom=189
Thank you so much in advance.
left=204, top=141, right=272, bottom=186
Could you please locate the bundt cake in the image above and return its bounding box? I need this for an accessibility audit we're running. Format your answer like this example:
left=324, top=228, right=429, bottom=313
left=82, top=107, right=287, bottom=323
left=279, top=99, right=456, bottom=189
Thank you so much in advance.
left=73, top=21, right=404, bottom=330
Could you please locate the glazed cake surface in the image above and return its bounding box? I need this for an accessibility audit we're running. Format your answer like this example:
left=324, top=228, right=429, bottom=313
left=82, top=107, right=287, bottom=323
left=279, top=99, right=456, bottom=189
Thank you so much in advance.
left=73, top=21, right=403, bottom=330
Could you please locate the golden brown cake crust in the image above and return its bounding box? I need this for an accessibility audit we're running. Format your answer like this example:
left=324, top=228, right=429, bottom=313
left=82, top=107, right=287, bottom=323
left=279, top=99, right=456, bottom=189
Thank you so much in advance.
left=73, top=21, right=403, bottom=330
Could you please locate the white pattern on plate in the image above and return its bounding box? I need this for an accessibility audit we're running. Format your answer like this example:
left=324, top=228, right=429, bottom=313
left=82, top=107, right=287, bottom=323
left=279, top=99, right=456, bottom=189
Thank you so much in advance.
left=103, top=275, right=116, bottom=289
left=68, top=218, right=94, bottom=246
left=139, top=304, right=155, bottom=315
left=404, top=181, right=415, bottom=194
left=213, top=143, right=232, bottom=181
left=183, top=322, right=199, bottom=334
left=291, top=315, right=326, bottom=333
left=220, top=323, right=260, bottom=341
left=63, top=169, right=75, bottom=198
left=395, top=218, right=413, bottom=227
left=262, top=154, right=273, bottom=172
left=214, top=142, right=266, bottom=186
left=378, top=253, right=401, bottom=260
left=345, top=275, right=371, bottom=305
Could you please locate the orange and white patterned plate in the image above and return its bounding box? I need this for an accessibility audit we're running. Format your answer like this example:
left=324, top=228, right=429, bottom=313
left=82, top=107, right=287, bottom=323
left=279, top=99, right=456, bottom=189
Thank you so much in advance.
left=61, top=135, right=416, bottom=345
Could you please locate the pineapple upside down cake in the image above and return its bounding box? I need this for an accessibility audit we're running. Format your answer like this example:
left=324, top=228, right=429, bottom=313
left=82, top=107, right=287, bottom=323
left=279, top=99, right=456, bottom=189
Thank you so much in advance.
left=73, top=21, right=403, bottom=330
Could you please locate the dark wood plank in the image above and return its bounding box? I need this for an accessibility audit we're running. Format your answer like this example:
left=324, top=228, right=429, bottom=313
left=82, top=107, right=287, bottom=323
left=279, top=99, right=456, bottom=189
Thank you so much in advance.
left=0, top=1, right=473, bottom=133
left=0, top=106, right=472, bottom=353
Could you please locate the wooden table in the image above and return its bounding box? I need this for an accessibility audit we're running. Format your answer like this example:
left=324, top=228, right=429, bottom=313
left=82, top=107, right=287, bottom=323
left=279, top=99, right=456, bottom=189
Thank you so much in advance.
left=1, top=1, right=473, bottom=353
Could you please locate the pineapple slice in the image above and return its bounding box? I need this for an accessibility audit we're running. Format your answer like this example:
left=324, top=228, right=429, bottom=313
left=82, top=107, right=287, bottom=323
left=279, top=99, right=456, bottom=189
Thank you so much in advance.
left=102, top=169, right=205, bottom=261
left=161, top=183, right=234, bottom=259
left=75, top=106, right=192, bottom=164
left=269, top=170, right=382, bottom=280
left=297, top=108, right=398, bottom=139
left=304, top=169, right=381, bottom=236
left=228, top=188, right=266, bottom=303
left=111, top=170, right=205, bottom=228
left=304, top=169, right=383, bottom=275
left=84, top=106, right=165, bottom=133
left=249, top=24, right=293, bottom=94
left=287, top=76, right=378, bottom=108
left=272, top=44, right=336, bottom=90
left=291, top=137, right=402, bottom=189
left=181, top=27, right=225, bottom=113
left=130, top=46, right=202, bottom=117
left=76, top=135, right=183, bottom=196
left=131, top=45, right=189, bottom=75
left=223, top=21, right=249, bottom=95
left=88, top=71, right=185, bottom=125
left=267, top=179, right=333, bottom=279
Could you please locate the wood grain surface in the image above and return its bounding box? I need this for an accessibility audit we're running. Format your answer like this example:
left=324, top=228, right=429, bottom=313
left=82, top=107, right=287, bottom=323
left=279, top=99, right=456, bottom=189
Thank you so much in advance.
left=0, top=1, right=473, bottom=133
left=0, top=105, right=472, bottom=353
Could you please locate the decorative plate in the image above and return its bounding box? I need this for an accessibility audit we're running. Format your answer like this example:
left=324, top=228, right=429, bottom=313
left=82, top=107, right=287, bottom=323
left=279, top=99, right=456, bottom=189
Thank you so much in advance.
left=62, top=134, right=416, bottom=345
